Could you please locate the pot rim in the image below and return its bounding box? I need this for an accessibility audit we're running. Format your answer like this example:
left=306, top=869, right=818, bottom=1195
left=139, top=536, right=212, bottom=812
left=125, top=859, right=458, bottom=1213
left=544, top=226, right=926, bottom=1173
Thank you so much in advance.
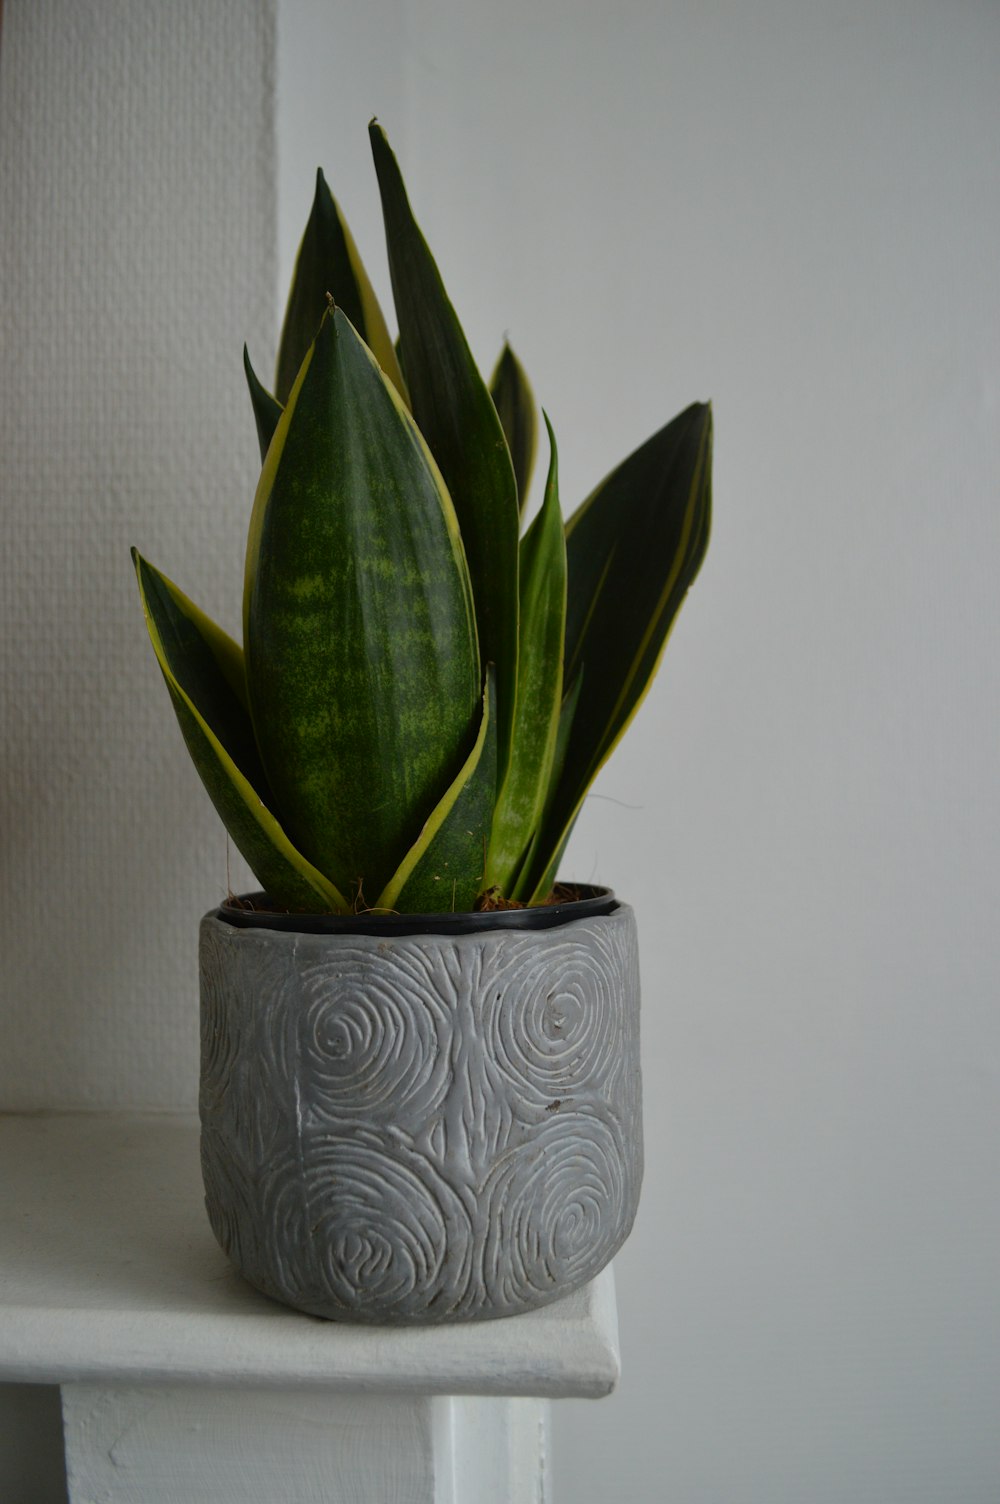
left=213, top=884, right=618, bottom=937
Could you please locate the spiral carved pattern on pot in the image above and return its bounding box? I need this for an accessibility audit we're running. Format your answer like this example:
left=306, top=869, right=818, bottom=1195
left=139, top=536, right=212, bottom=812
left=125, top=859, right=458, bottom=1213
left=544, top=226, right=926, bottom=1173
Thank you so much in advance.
left=258, top=1132, right=474, bottom=1321
left=479, top=1111, right=634, bottom=1308
left=199, top=924, right=243, bottom=1110
left=200, top=1127, right=261, bottom=1281
left=199, top=905, right=642, bottom=1322
left=294, top=950, right=452, bottom=1127
left=202, top=934, right=293, bottom=1162
left=483, top=927, right=629, bottom=1109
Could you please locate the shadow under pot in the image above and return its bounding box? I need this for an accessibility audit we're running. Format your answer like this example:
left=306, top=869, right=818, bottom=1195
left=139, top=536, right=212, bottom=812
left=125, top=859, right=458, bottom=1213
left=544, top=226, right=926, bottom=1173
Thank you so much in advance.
left=198, top=887, right=643, bottom=1324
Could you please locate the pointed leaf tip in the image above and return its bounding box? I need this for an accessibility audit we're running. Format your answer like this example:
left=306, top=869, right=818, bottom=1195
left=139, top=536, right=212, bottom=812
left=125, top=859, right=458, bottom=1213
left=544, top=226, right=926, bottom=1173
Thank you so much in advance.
left=246, top=283, right=480, bottom=903
left=243, top=346, right=284, bottom=463
left=525, top=400, right=712, bottom=892
left=371, top=121, right=520, bottom=782
left=490, top=343, right=538, bottom=515
left=275, top=161, right=406, bottom=406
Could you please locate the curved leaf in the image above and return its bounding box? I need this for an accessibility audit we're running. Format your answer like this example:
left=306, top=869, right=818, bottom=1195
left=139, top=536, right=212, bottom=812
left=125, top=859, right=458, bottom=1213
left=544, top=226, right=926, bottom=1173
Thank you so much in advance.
left=377, top=668, right=496, bottom=914
left=530, top=402, right=712, bottom=888
left=245, top=307, right=481, bottom=906
left=369, top=121, right=520, bottom=781
left=244, top=346, right=283, bottom=464
left=132, top=550, right=345, bottom=913
left=486, top=415, right=565, bottom=894
left=489, top=341, right=537, bottom=515
left=275, top=167, right=407, bottom=406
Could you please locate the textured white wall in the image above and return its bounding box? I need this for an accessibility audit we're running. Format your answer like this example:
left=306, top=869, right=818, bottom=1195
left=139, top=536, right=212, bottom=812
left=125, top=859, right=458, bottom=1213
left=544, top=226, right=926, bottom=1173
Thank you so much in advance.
left=0, top=1, right=276, bottom=1492
left=274, top=2, right=1000, bottom=1501
left=0, top=0, right=275, bottom=1110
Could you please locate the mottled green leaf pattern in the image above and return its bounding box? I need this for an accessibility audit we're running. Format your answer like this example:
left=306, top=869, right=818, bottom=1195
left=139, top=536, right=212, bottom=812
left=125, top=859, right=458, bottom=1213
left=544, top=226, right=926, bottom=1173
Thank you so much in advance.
left=379, top=669, right=497, bottom=914
left=370, top=122, right=520, bottom=781
left=245, top=308, right=480, bottom=905
left=134, top=127, right=711, bottom=914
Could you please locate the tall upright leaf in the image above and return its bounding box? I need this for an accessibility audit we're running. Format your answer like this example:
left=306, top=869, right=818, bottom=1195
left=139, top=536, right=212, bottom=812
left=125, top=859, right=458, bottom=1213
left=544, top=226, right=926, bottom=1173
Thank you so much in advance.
left=486, top=416, right=565, bottom=894
left=133, top=551, right=345, bottom=913
left=245, top=307, right=481, bottom=907
left=513, top=666, right=583, bottom=903
left=369, top=121, right=520, bottom=780
left=489, top=341, right=537, bottom=515
left=526, top=403, right=712, bottom=892
left=275, top=167, right=407, bottom=406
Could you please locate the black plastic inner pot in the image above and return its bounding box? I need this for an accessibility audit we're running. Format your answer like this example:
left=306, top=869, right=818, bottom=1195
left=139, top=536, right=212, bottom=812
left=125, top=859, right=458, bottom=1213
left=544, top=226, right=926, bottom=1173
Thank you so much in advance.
left=216, top=885, right=618, bottom=937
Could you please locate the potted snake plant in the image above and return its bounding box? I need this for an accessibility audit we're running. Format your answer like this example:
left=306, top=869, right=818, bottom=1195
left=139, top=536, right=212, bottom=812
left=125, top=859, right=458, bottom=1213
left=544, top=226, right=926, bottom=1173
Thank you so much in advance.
left=134, top=121, right=711, bottom=1324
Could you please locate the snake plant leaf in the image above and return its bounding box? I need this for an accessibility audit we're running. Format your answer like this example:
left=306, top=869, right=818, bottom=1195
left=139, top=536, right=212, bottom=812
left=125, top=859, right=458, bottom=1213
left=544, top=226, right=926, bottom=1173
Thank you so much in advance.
left=377, top=668, right=496, bottom=914
left=489, top=341, right=537, bottom=515
left=486, top=415, right=565, bottom=894
left=134, top=550, right=250, bottom=733
left=132, top=550, right=345, bottom=913
left=530, top=402, right=712, bottom=889
left=369, top=121, right=520, bottom=781
left=274, top=167, right=407, bottom=407
left=243, top=346, right=283, bottom=463
left=245, top=306, right=481, bottom=908
left=513, top=665, right=583, bottom=903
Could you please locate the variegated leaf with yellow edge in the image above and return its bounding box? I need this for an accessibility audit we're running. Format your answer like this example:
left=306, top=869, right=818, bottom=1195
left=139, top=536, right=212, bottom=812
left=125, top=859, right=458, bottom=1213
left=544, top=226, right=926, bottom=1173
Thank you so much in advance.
left=244, top=307, right=481, bottom=908
left=519, top=402, right=712, bottom=901
left=133, top=549, right=346, bottom=913
left=370, top=122, right=520, bottom=785
left=486, top=415, right=565, bottom=895
left=377, top=668, right=496, bottom=914
left=275, top=167, right=407, bottom=407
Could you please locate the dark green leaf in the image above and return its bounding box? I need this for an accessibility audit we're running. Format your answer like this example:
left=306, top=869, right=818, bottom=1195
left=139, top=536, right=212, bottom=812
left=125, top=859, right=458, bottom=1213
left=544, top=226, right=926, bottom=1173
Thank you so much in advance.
left=531, top=402, right=712, bottom=885
left=244, top=346, right=283, bottom=463
left=369, top=121, right=520, bottom=780
left=514, top=665, right=583, bottom=903
left=245, top=308, right=481, bottom=906
left=133, top=550, right=344, bottom=912
left=275, top=167, right=407, bottom=406
left=486, top=415, right=565, bottom=894
left=489, top=341, right=537, bottom=515
left=379, top=668, right=497, bottom=913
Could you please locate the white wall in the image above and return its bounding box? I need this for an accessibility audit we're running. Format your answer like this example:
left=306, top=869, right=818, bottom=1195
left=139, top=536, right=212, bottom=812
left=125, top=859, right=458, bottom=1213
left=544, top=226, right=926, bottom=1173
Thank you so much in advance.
left=275, top=2, right=1000, bottom=1501
left=1, top=3, right=275, bottom=1492
left=0, top=0, right=274, bottom=1110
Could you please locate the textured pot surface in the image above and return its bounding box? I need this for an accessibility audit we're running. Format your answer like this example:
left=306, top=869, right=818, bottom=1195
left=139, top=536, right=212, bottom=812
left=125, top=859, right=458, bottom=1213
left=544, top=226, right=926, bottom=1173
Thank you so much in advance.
left=199, top=901, right=642, bottom=1324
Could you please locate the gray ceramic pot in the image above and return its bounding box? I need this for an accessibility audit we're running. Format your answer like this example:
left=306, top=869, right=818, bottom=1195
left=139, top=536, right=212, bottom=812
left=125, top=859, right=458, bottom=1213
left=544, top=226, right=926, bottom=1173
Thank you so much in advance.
left=199, top=894, right=643, bottom=1324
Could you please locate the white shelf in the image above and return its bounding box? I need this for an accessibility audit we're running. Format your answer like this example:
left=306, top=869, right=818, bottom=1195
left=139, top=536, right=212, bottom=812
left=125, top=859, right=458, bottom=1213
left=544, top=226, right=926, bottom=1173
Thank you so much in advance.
left=0, top=1112, right=620, bottom=1398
